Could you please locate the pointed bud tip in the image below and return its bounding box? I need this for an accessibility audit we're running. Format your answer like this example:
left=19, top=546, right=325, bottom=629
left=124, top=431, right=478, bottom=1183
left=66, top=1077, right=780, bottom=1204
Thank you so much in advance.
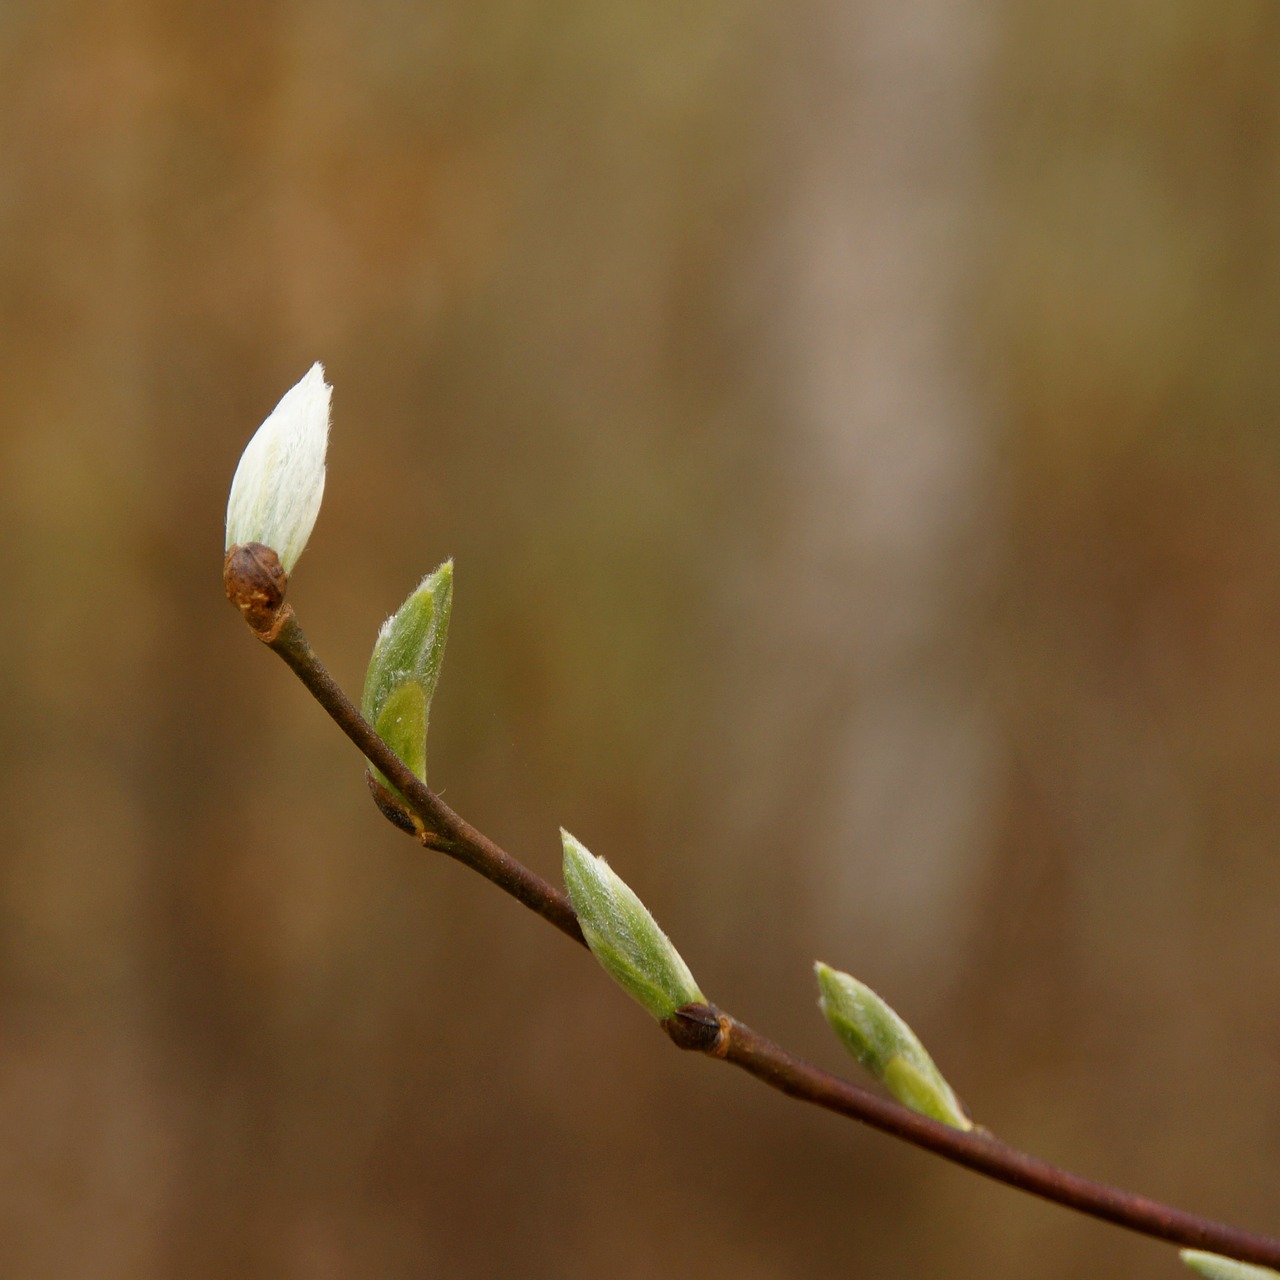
left=414, top=559, right=454, bottom=596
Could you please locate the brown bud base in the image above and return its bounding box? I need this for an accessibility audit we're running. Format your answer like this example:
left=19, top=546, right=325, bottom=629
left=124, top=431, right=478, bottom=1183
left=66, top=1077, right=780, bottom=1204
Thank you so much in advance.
left=365, top=770, right=426, bottom=837
left=664, top=1003, right=729, bottom=1055
left=224, top=542, right=288, bottom=637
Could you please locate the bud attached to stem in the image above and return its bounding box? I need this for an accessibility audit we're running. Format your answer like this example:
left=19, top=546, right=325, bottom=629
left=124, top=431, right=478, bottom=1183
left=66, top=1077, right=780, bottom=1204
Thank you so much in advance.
left=1181, top=1251, right=1280, bottom=1280
left=816, top=962, right=972, bottom=1130
left=362, top=562, right=453, bottom=799
left=224, top=362, right=331, bottom=632
left=562, top=830, right=704, bottom=1021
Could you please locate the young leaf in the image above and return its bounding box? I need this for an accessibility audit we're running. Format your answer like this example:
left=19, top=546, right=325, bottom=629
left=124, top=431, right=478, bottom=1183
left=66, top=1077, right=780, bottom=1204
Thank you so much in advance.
left=362, top=561, right=453, bottom=790
left=815, top=962, right=972, bottom=1130
left=373, top=679, right=428, bottom=784
left=562, top=830, right=703, bottom=1020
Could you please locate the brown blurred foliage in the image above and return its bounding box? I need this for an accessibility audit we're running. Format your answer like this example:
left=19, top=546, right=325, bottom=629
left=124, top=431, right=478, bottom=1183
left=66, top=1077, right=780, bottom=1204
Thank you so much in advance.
left=1, top=2, right=1278, bottom=1276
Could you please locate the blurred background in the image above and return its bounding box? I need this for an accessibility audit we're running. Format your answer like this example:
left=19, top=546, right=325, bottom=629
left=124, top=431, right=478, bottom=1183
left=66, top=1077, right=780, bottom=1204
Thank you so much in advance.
left=1, top=2, right=1278, bottom=1276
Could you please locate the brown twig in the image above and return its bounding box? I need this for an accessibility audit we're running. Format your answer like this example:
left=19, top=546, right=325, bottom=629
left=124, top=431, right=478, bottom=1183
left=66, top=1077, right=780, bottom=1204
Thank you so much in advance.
left=265, top=606, right=585, bottom=947
left=711, top=1012, right=1280, bottom=1264
left=229, top=578, right=1280, bottom=1270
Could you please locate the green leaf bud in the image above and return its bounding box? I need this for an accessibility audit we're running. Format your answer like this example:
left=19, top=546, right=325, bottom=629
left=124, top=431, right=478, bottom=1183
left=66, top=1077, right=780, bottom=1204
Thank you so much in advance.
left=815, top=961, right=972, bottom=1130
left=562, top=830, right=704, bottom=1020
left=362, top=561, right=453, bottom=790
left=1181, top=1251, right=1280, bottom=1280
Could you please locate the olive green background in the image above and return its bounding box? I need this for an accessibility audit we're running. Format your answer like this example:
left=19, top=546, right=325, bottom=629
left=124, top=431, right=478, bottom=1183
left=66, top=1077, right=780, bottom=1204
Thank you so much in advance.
left=1, top=3, right=1278, bottom=1276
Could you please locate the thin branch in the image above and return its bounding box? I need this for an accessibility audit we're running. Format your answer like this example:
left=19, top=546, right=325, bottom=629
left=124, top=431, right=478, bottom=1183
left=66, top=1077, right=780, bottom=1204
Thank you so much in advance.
left=716, top=1016, right=1280, bottom=1264
left=241, top=600, right=1280, bottom=1271
left=267, top=607, right=584, bottom=947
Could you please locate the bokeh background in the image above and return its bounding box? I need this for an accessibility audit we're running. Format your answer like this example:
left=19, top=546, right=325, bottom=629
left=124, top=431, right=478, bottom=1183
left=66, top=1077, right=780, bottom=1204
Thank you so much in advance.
left=2, top=2, right=1279, bottom=1276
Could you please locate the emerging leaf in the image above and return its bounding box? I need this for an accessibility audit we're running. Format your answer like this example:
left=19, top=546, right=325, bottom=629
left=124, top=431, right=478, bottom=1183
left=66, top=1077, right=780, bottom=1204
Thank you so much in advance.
left=374, top=679, right=428, bottom=784
left=816, top=962, right=972, bottom=1130
left=362, top=561, right=453, bottom=790
left=562, top=830, right=703, bottom=1020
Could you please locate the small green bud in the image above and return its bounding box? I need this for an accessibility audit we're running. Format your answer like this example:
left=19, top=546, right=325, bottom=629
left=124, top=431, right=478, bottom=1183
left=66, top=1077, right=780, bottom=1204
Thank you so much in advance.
left=815, top=962, right=972, bottom=1130
left=1181, top=1251, right=1280, bottom=1280
left=362, top=561, right=453, bottom=790
left=561, top=830, right=704, bottom=1020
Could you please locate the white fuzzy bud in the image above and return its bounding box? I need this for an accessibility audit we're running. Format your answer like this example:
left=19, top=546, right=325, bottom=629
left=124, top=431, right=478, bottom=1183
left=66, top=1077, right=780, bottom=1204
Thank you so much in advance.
left=225, top=362, right=331, bottom=573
